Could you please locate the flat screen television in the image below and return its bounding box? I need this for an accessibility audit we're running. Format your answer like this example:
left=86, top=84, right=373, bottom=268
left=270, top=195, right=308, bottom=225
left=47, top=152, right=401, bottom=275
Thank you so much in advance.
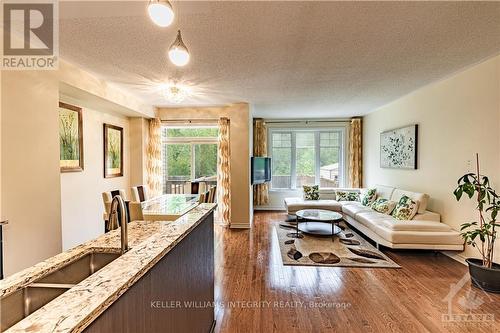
left=251, top=157, right=271, bottom=185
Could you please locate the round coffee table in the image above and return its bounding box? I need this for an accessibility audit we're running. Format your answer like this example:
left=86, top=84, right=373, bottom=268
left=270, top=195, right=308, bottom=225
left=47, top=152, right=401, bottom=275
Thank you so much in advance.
left=287, top=209, right=343, bottom=241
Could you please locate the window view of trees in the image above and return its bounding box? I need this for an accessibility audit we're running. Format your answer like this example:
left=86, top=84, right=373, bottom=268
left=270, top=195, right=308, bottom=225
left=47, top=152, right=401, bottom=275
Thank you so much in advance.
left=296, top=132, right=315, bottom=188
left=271, top=133, right=292, bottom=188
left=270, top=129, right=343, bottom=189
left=162, top=127, right=218, bottom=194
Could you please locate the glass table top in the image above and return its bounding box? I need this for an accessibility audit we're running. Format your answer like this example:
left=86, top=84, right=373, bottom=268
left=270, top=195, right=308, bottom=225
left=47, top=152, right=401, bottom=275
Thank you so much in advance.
left=141, top=194, right=199, bottom=216
left=296, top=209, right=342, bottom=221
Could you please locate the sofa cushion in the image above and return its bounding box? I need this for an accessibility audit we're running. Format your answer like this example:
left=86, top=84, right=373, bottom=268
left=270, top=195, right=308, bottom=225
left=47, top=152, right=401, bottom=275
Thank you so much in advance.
left=391, top=189, right=429, bottom=214
left=392, top=195, right=419, bottom=220
left=354, top=211, right=394, bottom=229
left=371, top=198, right=397, bottom=214
left=336, top=191, right=360, bottom=202
left=413, top=211, right=441, bottom=222
left=284, top=197, right=342, bottom=214
left=360, top=188, right=377, bottom=206
left=375, top=185, right=395, bottom=200
left=376, top=219, right=453, bottom=232
left=342, top=202, right=372, bottom=218
left=303, top=185, right=319, bottom=200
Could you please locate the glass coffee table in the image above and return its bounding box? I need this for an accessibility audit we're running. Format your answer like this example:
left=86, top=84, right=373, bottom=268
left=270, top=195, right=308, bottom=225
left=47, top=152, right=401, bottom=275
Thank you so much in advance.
left=287, top=209, right=343, bottom=241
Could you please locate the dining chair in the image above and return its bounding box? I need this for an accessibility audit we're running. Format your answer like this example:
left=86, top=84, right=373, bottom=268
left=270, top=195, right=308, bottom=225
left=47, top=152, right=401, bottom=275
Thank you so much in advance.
left=131, top=185, right=148, bottom=202
left=102, top=189, right=127, bottom=232
left=198, top=192, right=207, bottom=204
left=207, top=186, right=217, bottom=203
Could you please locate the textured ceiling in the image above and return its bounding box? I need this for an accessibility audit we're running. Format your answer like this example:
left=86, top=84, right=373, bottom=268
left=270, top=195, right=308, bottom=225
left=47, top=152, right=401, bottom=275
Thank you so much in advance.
left=59, top=1, right=500, bottom=118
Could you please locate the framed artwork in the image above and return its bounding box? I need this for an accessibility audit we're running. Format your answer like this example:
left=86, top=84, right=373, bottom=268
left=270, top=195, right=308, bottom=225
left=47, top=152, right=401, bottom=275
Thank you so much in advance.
left=103, top=123, right=124, bottom=178
left=380, top=124, right=418, bottom=169
left=59, top=102, right=84, bottom=172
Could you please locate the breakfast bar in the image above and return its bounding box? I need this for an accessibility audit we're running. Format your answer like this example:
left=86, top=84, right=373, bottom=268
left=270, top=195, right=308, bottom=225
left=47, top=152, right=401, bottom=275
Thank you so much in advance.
left=1, top=204, right=216, bottom=333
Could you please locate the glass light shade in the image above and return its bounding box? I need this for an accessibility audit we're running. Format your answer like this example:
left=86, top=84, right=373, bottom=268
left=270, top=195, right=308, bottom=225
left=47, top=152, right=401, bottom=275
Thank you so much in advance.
left=148, top=1, right=174, bottom=27
left=164, top=84, right=188, bottom=103
left=168, top=47, right=190, bottom=67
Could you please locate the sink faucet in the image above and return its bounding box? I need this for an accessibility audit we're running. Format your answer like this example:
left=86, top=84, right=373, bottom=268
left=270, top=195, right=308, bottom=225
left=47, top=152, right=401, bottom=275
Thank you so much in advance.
left=109, top=195, right=129, bottom=254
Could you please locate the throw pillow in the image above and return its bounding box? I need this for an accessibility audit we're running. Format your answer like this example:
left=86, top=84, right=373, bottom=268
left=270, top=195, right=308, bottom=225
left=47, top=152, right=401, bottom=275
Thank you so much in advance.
left=303, top=185, right=319, bottom=200
left=336, top=191, right=360, bottom=202
left=361, top=188, right=377, bottom=206
left=392, top=195, right=419, bottom=220
left=371, top=198, right=397, bottom=215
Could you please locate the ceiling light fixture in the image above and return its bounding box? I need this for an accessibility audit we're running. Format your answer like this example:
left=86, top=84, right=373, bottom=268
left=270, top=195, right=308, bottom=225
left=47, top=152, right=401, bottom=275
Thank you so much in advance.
left=148, top=0, right=174, bottom=27
left=168, top=30, right=190, bottom=67
left=163, top=83, right=188, bottom=103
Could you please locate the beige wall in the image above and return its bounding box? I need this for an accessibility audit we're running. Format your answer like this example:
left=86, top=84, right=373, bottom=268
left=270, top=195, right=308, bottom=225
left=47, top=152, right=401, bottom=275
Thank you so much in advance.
left=364, top=55, right=500, bottom=261
left=157, top=103, right=252, bottom=228
left=59, top=96, right=131, bottom=250
left=1, top=70, right=62, bottom=276
left=1, top=62, right=149, bottom=275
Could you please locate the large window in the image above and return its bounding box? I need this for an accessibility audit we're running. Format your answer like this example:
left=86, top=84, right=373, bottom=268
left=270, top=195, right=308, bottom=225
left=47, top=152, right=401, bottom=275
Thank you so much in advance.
left=269, top=128, right=345, bottom=190
left=162, top=127, right=218, bottom=193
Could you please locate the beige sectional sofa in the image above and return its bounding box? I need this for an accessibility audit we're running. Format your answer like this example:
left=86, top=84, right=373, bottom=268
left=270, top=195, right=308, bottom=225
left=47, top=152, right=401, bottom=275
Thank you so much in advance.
left=284, top=185, right=464, bottom=251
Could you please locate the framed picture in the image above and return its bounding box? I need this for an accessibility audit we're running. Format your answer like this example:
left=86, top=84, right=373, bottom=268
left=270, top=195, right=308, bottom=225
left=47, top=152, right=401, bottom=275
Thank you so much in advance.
left=59, top=102, right=84, bottom=172
left=380, top=124, right=418, bottom=169
left=103, top=124, right=124, bottom=178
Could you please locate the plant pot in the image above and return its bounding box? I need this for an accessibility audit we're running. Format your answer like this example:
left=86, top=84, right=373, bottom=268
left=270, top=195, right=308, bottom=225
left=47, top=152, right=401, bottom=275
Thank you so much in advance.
left=466, top=258, right=500, bottom=293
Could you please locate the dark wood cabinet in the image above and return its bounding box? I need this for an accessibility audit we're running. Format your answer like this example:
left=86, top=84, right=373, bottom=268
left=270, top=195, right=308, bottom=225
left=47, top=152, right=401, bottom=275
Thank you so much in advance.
left=83, top=212, right=214, bottom=333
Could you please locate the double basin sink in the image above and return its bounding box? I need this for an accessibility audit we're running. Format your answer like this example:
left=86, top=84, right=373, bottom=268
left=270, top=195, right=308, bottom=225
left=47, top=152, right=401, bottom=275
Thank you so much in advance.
left=1, top=248, right=122, bottom=331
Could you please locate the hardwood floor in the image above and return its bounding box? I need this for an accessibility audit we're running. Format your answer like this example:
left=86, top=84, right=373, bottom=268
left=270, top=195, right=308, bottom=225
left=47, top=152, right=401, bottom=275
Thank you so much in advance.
left=214, top=211, right=500, bottom=333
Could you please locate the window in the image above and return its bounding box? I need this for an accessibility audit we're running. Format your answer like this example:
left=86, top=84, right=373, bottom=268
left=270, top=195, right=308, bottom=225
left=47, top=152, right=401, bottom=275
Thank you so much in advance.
left=162, top=127, right=218, bottom=193
left=269, top=128, right=345, bottom=190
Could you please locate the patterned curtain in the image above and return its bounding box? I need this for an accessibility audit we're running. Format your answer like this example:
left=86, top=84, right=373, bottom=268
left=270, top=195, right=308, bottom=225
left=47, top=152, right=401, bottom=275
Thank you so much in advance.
left=253, top=119, right=269, bottom=205
left=147, top=118, right=163, bottom=198
left=349, top=118, right=363, bottom=188
left=217, top=118, right=231, bottom=226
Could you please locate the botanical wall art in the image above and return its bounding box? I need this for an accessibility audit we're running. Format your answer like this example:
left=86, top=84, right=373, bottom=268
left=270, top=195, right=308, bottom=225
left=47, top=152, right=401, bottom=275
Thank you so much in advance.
left=103, top=123, right=123, bottom=178
left=59, top=102, right=84, bottom=172
left=380, top=124, right=418, bottom=169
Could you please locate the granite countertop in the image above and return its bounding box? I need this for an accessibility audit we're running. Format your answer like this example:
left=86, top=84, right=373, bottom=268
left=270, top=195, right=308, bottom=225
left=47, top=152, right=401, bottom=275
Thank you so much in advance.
left=1, top=203, right=216, bottom=333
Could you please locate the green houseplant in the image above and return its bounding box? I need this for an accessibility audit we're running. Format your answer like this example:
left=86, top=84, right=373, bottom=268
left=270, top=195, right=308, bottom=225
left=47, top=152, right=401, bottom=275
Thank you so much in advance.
left=453, top=154, right=500, bottom=293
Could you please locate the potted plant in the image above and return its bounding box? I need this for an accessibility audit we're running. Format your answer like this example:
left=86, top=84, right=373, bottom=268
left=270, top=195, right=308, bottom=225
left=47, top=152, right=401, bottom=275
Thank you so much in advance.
left=453, top=154, right=500, bottom=293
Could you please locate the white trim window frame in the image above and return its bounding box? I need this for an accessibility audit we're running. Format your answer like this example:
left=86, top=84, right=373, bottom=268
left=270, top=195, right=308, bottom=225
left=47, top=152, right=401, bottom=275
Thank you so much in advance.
left=267, top=125, right=348, bottom=191
left=162, top=126, right=218, bottom=181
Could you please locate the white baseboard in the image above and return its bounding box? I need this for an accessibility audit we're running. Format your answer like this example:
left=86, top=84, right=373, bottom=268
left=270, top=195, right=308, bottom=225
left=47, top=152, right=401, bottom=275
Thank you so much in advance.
left=441, top=251, right=467, bottom=265
left=230, top=222, right=251, bottom=229
left=254, top=206, right=286, bottom=211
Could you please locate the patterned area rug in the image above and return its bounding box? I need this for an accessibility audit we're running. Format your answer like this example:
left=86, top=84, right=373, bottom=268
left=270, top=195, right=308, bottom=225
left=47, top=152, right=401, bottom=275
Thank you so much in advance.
left=275, top=221, right=400, bottom=268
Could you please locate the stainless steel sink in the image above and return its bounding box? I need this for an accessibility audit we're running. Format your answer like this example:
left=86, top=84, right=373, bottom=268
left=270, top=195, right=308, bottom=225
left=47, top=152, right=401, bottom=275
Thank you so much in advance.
left=1, top=248, right=121, bottom=331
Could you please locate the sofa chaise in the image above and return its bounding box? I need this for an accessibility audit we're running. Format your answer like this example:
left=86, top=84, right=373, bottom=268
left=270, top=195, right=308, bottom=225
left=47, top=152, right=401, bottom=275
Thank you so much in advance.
left=284, top=185, right=464, bottom=251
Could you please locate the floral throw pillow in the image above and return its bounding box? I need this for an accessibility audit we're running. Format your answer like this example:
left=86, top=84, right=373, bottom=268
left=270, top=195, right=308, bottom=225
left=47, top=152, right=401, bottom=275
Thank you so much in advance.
left=361, top=188, right=377, bottom=206
left=336, top=191, right=360, bottom=202
left=371, top=198, right=397, bottom=215
left=392, top=195, right=419, bottom=220
left=303, top=185, right=319, bottom=200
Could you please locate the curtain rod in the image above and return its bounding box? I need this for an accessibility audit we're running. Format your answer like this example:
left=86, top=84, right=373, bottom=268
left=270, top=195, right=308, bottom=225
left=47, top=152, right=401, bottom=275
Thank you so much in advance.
left=264, top=119, right=352, bottom=124
left=161, top=118, right=219, bottom=124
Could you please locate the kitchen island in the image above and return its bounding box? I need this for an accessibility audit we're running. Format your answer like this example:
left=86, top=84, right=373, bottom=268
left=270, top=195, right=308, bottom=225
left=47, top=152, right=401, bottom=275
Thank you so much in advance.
left=1, top=203, right=216, bottom=333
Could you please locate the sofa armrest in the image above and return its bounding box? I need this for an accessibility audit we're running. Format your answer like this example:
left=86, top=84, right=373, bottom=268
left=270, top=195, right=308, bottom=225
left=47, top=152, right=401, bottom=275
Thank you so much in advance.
left=412, top=210, right=441, bottom=222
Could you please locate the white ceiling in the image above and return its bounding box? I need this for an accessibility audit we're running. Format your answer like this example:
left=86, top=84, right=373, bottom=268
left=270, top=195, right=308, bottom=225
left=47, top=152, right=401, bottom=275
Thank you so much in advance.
left=59, top=1, right=500, bottom=118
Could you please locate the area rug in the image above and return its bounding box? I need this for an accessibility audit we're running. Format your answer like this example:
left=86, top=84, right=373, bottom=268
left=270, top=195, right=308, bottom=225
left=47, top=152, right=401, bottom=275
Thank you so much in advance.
left=275, top=221, right=400, bottom=268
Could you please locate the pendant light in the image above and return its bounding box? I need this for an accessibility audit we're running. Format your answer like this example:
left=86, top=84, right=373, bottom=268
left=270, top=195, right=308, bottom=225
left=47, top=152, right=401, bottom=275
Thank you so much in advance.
left=163, top=83, right=188, bottom=103
left=168, top=30, right=190, bottom=67
left=148, top=0, right=174, bottom=27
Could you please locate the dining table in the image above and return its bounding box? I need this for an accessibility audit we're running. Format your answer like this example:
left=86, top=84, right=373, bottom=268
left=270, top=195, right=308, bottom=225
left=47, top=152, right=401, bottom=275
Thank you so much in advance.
left=139, top=194, right=199, bottom=221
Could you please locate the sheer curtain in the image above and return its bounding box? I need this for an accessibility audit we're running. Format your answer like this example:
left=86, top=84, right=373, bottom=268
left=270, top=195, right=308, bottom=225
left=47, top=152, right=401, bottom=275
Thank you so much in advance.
left=349, top=118, right=363, bottom=188
left=253, top=119, right=269, bottom=205
left=217, top=118, right=231, bottom=226
left=147, top=118, right=163, bottom=198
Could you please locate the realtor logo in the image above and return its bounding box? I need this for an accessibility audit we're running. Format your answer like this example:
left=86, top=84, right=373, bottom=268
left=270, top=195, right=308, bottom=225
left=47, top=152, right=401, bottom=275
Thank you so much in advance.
left=2, top=0, right=58, bottom=69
